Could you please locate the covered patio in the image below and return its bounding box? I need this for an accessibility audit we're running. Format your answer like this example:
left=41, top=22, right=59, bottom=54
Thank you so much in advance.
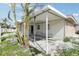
left=29, top=5, right=67, bottom=54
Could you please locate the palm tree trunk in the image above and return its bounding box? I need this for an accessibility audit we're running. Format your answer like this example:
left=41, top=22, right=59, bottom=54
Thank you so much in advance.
left=23, top=15, right=30, bottom=48
left=21, top=3, right=35, bottom=49
left=21, top=3, right=30, bottom=48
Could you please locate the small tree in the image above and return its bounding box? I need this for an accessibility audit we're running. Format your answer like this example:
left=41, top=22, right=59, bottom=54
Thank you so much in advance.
left=8, top=3, right=22, bottom=44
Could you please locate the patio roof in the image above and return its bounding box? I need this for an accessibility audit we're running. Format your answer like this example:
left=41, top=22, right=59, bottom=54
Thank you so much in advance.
left=19, top=5, right=78, bottom=24
left=31, top=5, right=67, bottom=19
left=30, top=5, right=79, bottom=24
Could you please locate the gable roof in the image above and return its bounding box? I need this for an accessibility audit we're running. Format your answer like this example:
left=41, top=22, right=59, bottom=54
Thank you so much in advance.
left=43, top=5, right=67, bottom=18
left=31, top=5, right=67, bottom=19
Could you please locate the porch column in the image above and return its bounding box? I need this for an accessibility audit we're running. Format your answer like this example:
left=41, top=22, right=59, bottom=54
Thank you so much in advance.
left=34, top=16, right=36, bottom=42
left=46, top=14, right=49, bottom=54
left=64, top=19, right=66, bottom=40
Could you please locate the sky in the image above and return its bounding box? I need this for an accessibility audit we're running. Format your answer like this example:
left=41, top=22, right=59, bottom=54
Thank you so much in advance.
left=0, top=3, right=79, bottom=22
left=0, top=4, right=9, bottom=19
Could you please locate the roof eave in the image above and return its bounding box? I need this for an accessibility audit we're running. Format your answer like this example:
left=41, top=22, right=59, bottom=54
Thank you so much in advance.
left=68, top=15, right=78, bottom=24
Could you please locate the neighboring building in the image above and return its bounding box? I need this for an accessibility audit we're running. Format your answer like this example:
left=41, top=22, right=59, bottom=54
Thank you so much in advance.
left=19, top=5, right=79, bottom=54
left=0, top=22, right=16, bottom=36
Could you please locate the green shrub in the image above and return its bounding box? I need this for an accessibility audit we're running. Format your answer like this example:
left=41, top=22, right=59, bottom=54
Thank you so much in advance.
left=64, top=37, right=70, bottom=42
left=1, top=37, right=6, bottom=41
left=1, top=32, right=14, bottom=36
left=59, top=48, right=79, bottom=56
left=72, top=41, right=79, bottom=46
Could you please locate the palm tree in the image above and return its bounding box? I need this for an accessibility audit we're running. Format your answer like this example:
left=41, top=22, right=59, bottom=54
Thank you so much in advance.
left=21, top=3, right=35, bottom=48
left=8, top=3, right=35, bottom=48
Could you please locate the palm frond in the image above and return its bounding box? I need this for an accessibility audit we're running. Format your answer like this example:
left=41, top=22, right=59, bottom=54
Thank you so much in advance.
left=1, top=32, right=15, bottom=36
left=21, top=3, right=25, bottom=11
left=8, top=10, right=13, bottom=21
left=1, top=32, right=16, bottom=41
left=29, top=6, right=36, bottom=14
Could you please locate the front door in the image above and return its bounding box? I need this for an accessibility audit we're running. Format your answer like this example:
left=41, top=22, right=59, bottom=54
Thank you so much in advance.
left=30, top=25, right=34, bottom=35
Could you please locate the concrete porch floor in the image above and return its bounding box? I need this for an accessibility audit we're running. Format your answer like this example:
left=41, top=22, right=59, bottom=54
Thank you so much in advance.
left=29, top=38, right=61, bottom=54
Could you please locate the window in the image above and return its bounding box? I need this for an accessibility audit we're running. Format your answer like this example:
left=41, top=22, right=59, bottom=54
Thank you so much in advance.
left=37, top=24, right=40, bottom=30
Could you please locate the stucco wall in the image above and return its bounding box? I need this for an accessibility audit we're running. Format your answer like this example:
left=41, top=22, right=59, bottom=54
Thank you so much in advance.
left=35, top=19, right=79, bottom=39
left=30, top=19, right=65, bottom=40
left=19, top=19, right=79, bottom=40
left=48, top=19, right=65, bottom=40
left=65, top=21, right=79, bottom=37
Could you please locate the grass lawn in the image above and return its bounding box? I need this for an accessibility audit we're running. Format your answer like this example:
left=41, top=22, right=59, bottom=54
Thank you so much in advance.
left=0, top=41, right=33, bottom=56
left=0, top=40, right=45, bottom=56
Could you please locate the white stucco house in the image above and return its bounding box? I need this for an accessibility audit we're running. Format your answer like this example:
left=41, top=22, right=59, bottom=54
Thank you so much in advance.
left=19, top=5, right=79, bottom=54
